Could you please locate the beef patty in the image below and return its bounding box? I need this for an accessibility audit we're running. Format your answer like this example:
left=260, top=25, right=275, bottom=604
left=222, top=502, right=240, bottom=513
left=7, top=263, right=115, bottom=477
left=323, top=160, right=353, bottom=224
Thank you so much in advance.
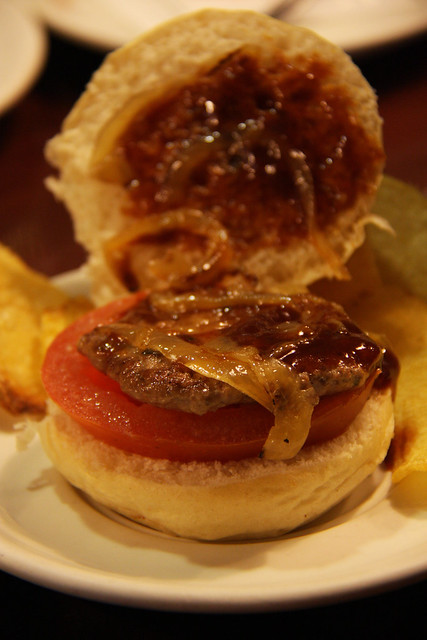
left=77, top=292, right=384, bottom=415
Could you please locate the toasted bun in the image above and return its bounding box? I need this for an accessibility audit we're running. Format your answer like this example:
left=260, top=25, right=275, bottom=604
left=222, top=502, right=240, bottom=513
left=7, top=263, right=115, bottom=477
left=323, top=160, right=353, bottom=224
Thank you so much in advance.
left=38, top=389, right=393, bottom=541
left=45, top=9, right=384, bottom=304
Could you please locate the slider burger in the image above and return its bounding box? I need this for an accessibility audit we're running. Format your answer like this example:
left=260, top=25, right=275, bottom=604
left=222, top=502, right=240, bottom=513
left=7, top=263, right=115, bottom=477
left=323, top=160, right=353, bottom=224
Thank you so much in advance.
left=39, top=9, right=397, bottom=540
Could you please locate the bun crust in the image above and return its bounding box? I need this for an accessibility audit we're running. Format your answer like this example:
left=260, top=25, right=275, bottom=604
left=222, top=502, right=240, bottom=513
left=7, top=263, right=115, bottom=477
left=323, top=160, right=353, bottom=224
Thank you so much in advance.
left=39, top=390, right=394, bottom=541
left=45, top=9, right=384, bottom=304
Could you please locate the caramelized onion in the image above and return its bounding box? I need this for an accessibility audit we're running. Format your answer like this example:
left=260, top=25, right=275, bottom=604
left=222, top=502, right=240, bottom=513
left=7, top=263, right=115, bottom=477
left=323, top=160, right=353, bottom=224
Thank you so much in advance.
left=149, top=289, right=294, bottom=314
left=90, top=91, right=159, bottom=183
left=103, top=208, right=231, bottom=291
left=146, top=291, right=299, bottom=337
left=287, top=147, right=350, bottom=280
left=107, top=318, right=317, bottom=460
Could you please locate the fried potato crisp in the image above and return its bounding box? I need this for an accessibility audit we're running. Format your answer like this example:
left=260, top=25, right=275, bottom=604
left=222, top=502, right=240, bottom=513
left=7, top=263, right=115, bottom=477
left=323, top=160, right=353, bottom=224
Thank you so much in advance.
left=368, top=177, right=427, bottom=482
left=348, top=285, right=427, bottom=483
left=314, top=176, right=427, bottom=483
left=0, top=244, right=92, bottom=418
left=370, top=176, right=427, bottom=304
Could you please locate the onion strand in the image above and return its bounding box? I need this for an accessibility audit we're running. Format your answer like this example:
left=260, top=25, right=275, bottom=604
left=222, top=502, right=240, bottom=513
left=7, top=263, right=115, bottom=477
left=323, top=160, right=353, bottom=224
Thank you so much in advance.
left=110, top=315, right=317, bottom=460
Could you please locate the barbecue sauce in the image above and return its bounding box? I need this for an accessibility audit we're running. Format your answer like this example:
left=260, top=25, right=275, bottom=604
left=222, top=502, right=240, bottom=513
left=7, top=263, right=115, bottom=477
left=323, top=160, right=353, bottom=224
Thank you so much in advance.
left=112, top=292, right=398, bottom=397
left=116, top=50, right=384, bottom=255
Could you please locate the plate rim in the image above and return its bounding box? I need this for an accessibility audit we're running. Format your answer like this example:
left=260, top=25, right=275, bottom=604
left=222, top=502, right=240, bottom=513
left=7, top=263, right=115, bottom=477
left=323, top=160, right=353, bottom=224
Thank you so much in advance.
left=1, top=460, right=426, bottom=614
left=31, top=0, right=427, bottom=53
left=0, top=2, right=48, bottom=116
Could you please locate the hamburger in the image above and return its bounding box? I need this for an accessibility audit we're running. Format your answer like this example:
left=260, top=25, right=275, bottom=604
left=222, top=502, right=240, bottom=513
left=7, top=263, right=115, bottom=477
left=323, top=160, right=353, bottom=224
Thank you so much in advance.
left=39, top=9, right=397, bottom=540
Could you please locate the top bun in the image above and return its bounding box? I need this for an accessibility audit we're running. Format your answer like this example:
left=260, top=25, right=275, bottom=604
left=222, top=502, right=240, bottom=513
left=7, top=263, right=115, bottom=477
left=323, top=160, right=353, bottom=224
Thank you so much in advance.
left=45, top=9, right=384, bottom=303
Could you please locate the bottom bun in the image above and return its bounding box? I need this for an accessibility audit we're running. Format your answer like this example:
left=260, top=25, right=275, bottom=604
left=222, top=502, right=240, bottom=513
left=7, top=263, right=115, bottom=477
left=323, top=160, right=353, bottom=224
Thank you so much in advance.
left=38, top=390, right=394, bottom=541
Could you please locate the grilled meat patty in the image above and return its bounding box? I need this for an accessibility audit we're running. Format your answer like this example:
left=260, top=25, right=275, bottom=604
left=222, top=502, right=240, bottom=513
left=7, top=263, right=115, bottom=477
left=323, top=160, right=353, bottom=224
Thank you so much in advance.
left=78, top=292, right=384, bottom=415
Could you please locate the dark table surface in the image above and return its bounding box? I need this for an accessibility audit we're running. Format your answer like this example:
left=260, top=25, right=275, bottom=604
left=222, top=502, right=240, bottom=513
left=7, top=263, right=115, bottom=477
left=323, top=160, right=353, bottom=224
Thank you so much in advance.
left=1, top=23, right=426, bottom=638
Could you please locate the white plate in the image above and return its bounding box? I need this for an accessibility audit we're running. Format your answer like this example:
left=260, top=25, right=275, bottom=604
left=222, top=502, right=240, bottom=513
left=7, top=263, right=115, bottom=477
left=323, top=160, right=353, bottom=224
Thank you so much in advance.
left=0, top=269, right=426, bottom=612
left=0, top=1, right=47, bottom=116
left=23, top=0, right=427, bottom=53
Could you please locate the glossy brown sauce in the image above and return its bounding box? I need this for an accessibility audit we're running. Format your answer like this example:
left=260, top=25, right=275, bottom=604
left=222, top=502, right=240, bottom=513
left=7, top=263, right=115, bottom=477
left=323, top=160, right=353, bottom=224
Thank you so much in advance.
left=117, top=50, right=384, bottom=255
left=119, top=293, right=398, bottom=395
left=374, top=346, right=400, bottom=394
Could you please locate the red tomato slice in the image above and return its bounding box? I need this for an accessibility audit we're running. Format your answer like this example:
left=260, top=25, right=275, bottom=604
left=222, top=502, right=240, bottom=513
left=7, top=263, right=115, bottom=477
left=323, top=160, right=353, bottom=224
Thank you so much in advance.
left=41, top=293, right=375, bottom=462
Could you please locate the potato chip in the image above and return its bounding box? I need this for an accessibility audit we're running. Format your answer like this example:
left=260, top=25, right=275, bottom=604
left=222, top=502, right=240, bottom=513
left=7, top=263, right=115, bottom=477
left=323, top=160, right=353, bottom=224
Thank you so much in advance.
left=0, top=244, right=92, bottom=418
left=346, top=285, right=427, bottom=483
left=369, top=177, right=427, bottom=481
left=315, top=176, right=427, bottom=483
left=370, top=175, right=427, bottom=302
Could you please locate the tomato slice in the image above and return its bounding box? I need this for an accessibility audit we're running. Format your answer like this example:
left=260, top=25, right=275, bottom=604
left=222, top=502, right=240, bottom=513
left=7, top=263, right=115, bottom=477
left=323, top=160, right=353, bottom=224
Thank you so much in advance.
left=41, top=293, right=375, bottom=462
